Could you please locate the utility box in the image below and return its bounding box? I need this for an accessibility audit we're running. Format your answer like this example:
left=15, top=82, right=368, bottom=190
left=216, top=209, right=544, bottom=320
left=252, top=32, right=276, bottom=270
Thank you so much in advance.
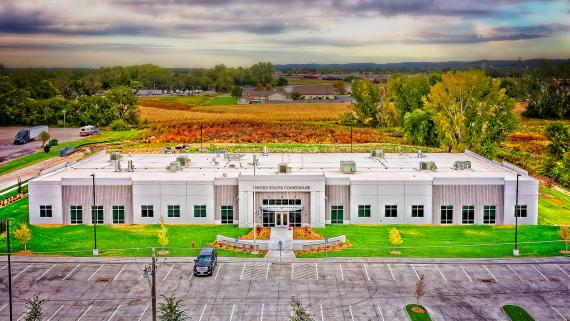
left=340, top=161, right=357, bottom=174
left=420, top=161, right=437, bottom=171
left=453, top=160, right=472, bottom=170
left=48, top=139, right=58, bottom=146
left=370, top=150, right=384, bottom=158
left=278, top=163, right=291, bottom=174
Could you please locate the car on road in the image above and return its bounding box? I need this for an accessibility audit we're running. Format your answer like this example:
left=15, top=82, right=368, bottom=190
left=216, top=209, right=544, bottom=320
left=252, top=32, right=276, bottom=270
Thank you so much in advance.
left=80, top=125, right=100, bottom=137
left=193, top=247, right=217, bottom=276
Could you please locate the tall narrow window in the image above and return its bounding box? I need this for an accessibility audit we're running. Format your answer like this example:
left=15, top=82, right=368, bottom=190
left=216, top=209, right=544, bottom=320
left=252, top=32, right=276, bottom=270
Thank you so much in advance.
left=462, top=205, right=475, bottom=224
left=384, top=205, right=397, bottom=218
left=40, top=205, right=52, bottom=218
left=483, top=205, right=496, bottom=224
left=112, top=205, right=125, bottom=224
left=411, top=205, right=424, bottom=218
left=194, top=205, right=207, bottom=218
left=515, top=205, right=527, bottom=217
left=221, top=205, right=234, bottom=224
left=358, top=205, right=371, bottom=218
left=331, top=205, right=344, bottom=224
left=440, top=205, right=453, bottom=224
left=141, top=205, right=154, bottom=218
left=70, top=205, right=83, bottom=224
left=167, top=205, right=180, bottom=218
left=91, top=205, right=104, bottom=224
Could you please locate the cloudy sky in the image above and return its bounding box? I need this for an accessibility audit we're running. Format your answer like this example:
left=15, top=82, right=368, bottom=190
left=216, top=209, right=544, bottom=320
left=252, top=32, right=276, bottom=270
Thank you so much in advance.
left=0, top=0, right=569, bottom=67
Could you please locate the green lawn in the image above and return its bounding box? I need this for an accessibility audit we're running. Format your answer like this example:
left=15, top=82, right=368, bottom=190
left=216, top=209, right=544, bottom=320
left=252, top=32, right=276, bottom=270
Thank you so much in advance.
left=297, top=224, right=564, bottom=258
left=502, top=305, right=535, bottom=321
left=151, top=96, right=211, bottom=105
left=0, top=130, right=138, bottom=176
left=538, top=187, right=570, bottom=225
left=0, top=198, right=257, bottom=257
left=208, top=96, right=237, bottom=106
left=406, top=305, right=432, bottom=321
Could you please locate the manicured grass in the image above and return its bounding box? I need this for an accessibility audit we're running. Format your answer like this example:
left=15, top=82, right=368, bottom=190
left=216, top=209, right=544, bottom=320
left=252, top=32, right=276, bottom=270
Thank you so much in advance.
left=538, top=187, right=570, bottom=225
left=0, top=198, right=257, bottom=257
left=150, top=96, right=210, bottom=105
left=296, top=224, right=564, bottom=258
left=502, top=305, right=535, bottom=321
left=208, top=96, right=237, bottom=106
left=406, top=304, right=432, bottom=321
left=0, top=130, right=139, bottom=176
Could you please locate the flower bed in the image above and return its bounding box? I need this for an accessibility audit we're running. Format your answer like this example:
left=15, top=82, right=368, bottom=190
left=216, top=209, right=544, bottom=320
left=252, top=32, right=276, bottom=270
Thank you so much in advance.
left=293, top=227, right=324, bottom=240
left=210, top=241, right=268, bottom=255
left=405, top=304, right=432, bottom=321
left=293, top=241, right=351, bottom=255
left=0, top=193, right=27, bottom=208
left=240, top=227, right=271, bottom=240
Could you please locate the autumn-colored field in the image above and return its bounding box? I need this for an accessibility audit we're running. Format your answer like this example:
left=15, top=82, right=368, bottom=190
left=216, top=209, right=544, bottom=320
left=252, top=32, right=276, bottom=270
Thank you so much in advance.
left=139, top=98, right=394, bottom=144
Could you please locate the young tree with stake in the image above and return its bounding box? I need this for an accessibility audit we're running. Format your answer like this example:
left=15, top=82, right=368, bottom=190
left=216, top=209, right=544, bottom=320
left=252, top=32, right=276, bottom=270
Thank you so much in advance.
left=158, top=295, right=187, bottom=321
left=24, top=294, right=46, bottom=321
left=389, top=227, right=403, bottom=255
left=14, top=223, right=32, bottom=252
left=157, top=217, right=169, bottom=255
left=559, top=226, right=570, bottom=253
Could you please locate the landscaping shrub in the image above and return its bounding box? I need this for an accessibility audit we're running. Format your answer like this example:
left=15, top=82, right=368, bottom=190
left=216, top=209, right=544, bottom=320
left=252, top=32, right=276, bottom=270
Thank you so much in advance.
left=109, top=119, right=130, bottom=131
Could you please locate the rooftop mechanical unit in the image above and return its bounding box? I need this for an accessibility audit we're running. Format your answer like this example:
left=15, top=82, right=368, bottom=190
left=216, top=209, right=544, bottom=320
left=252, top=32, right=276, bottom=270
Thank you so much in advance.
left=109, top=152, right=121, bottom=161
left=278, top=163, right=291, bottom=174
left=167, top=161, right=181, bottom=172
left=420, top=161, right=437, bottom=171
left=176, top=155, right=189, bottom=167
left=370, top=150, right=384, bottom=158
left=224, top=153, right=244, bottom=161
left=453, top=160, right=472, bottom=170
left=340, top=160, right=357, bottom=174
left=417, top=150, right=427, bottom=158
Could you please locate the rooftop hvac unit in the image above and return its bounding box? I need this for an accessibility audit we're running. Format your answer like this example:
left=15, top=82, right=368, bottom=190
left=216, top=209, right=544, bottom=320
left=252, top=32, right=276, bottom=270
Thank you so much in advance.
left=114, top=160, right=122, bottom=172
left=420, top=161, right=437, bottom=171
left=370, top=150, right=384, bottom=158
left=224, top=153, right=244, bottom=161
left=417, top=150, right=427, bottom=158
left=167, top=161, right=181, bottom=172
left=109, top=152, right=121, bottom=161
left=340, top=160, right=357, bottom=174
left=262, top=146, right=268, bottom=156
left=453, top=160, right=472, bottom=170
left=176, top=155, right=189, bottom=167
left=126, top=159, right=134, bottom=172
left=278, top=163, right=291, bottom=174
left=228, top=164, right=237, bottom=169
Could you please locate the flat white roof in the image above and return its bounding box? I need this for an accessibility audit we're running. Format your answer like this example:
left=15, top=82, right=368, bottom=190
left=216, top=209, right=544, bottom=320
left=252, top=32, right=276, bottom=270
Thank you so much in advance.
left=32, top=151, right=535, bottom=183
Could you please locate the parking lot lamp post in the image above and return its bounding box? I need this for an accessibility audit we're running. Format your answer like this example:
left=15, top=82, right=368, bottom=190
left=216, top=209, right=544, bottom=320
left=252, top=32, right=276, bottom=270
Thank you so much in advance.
left=513, top=173, right=521, bottom=256
left=252, top=154, right=258, bottom=255
left=91, top=173, right=98, bottom=256
left=62, top=110, right=66, bottom=143
left=2, top=219, right=13, bottom=321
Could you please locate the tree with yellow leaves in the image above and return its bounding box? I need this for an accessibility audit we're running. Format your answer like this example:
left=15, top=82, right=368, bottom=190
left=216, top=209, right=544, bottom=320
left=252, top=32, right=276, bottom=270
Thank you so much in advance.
left=559, top=226, right=570, bottom=253
left=157, top=217, right=169, bottom=254
left=15, top=223, right=32, bottom=252
left=389, top=227, right=403, bottom=255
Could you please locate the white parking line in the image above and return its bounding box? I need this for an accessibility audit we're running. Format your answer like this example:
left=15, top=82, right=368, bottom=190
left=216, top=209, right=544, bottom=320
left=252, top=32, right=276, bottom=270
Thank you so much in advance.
left=387, top=264, right=397, bottom=285
left=138, top=304, right=150, bottom=321
left=532, top=265, right=550, bottom=281
left=139, top=271, right=145, bottom=280
left=88, top=265, right=104, bottom=281
left=349, top=305, right=355, bottom=321
left=556, top=265, right=570, bottom=279
left=14, top=264, right=32, bottom=279
left=163, top=265, right=174, bottom=281
left=189, top=272, right=193, bottom=281
left=363, top=264, right=370, bottom=281
left=107, top=305, right=121, bottom=321
left=315, top=264, right=319, bottom=280
left=260, top=303, right=264, bottom=321
left=265, top=263, right=270, bottom=279
left=47, top=305, right=64, bottom=321
left=229, top=304, right=235, bottom=321
left=77, top=304, right=93, bottom=321
left=38, top=264, right=56, bottom=280
left=240, top=263, right=246, bottom=280
left=291, top=264, right=294, bottom=280
left=459, top=265, right=472, bottom=282
left=339, top=264, right=344, bottom=281
left=198, top=304, right=207, bottom=321
left=17, top=312, right=25, bottom=321
left=436, top=265, right=447, bottom=282
left=63, top=264, right=81, bottom=280
left=215, top=264, right=222, bottom=279
left=482, top=265, right=497, bottom=282
left=1, top=265, right=6, bottom=270
left=376, top=305, right=385, bottom=321
left=320, top=305, right=324, bottom=321
left=411, top=264, right=420, bottom=280
left=507, top=265, right=524, bottom=282
left=0, top=304, right=7, bottom=312
left=113, top=264, right=127, bottom=281
left=551, top=306, right=567, bottom=321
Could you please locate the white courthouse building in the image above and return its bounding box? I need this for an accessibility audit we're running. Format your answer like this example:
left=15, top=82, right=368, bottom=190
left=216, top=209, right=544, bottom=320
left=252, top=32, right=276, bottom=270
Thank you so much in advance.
left=28, top=151, right=538, bottom=227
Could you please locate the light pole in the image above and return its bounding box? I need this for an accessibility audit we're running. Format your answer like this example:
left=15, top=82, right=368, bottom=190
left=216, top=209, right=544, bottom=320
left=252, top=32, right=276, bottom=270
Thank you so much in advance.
left=2, top=219, right=13, bottom=321
left=62, top=109, right=66, bottom=144
left=91, top=173, right=98, bottom=256
left=252, top=154, right=258, bottom=255
left=513, top=173, right=521, bottom=256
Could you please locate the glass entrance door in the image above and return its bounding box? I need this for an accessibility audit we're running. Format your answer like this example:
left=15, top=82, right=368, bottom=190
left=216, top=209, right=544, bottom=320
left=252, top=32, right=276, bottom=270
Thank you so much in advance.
left=275, top=212, right=288, bottom=227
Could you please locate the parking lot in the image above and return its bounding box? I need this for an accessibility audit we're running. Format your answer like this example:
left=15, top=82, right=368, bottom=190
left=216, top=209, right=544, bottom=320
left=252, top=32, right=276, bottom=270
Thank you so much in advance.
left=1, top=258, right=569, bottom=321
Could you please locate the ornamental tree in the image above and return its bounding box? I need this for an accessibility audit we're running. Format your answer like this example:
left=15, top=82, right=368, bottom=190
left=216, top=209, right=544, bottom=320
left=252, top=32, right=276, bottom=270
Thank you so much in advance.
left=389, top=227, right=403, bottom=254
left=15, top=223, right=32, bottom=251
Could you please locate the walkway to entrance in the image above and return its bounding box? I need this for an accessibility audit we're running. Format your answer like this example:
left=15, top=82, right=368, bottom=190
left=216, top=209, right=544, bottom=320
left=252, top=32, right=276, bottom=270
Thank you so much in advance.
left=266, top=227, right=295, bottom=260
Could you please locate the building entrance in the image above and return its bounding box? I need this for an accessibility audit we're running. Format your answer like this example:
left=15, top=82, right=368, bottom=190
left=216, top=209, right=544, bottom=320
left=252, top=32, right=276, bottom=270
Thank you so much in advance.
left=275, top=212, right=288, bottom=227
left=261, top=208, right=302, bottom=227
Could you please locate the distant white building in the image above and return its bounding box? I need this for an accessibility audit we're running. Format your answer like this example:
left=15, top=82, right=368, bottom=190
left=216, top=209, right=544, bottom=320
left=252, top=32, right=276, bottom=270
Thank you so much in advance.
left=29, top=151, right=538, bottom=228
left=242, top=89, right=287, bottom=101
left=237, top=98, right=251, bottom=104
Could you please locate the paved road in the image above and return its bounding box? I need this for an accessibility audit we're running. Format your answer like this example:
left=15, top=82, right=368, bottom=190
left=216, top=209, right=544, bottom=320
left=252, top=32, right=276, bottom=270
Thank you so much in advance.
left=1, top=258, right=569, bottom=321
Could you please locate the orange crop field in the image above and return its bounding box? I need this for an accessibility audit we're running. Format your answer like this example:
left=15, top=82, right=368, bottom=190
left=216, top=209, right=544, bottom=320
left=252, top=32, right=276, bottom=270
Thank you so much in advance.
left=139, top=98, right=393, bottom=144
